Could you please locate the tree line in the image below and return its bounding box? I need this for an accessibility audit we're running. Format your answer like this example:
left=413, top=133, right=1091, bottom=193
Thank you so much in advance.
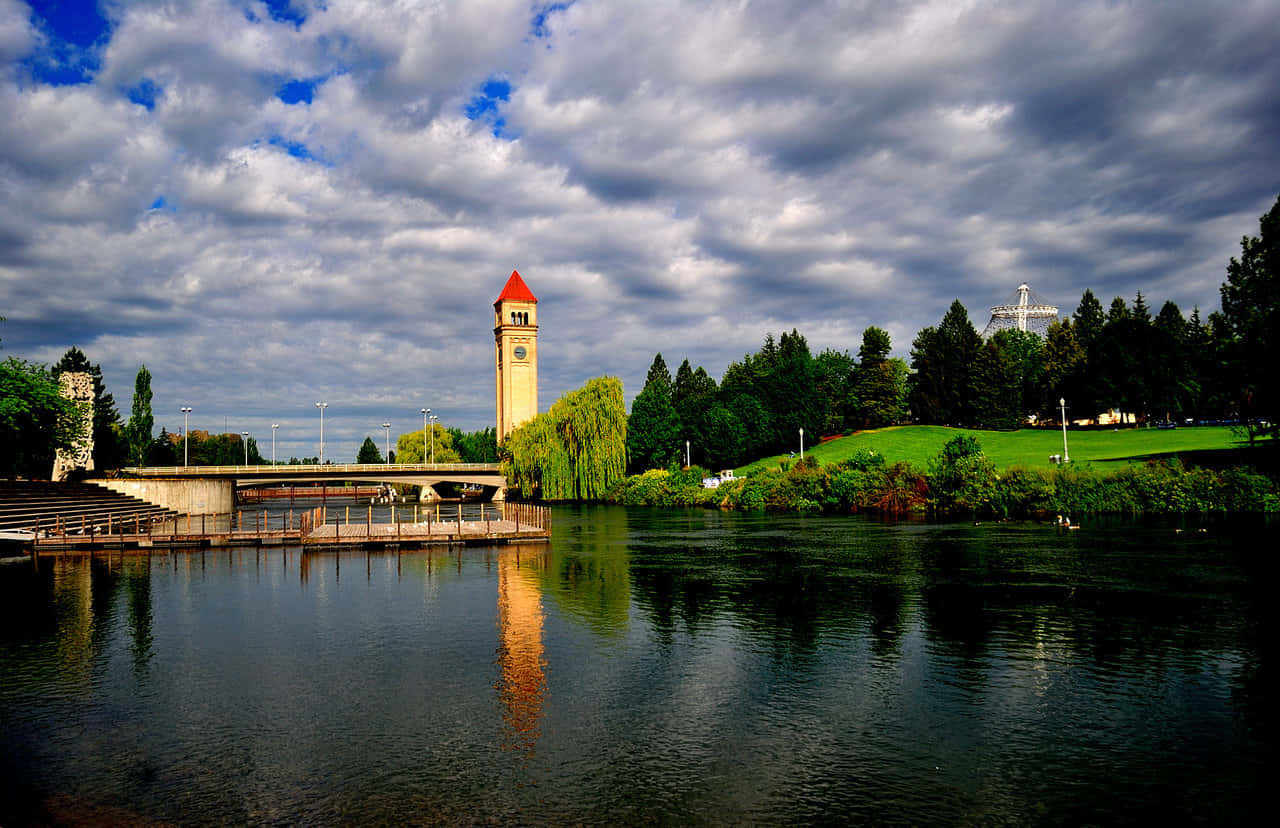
left=626, top=327, right=911, bottom=473
left=626, top=192, right=1279, bottom=472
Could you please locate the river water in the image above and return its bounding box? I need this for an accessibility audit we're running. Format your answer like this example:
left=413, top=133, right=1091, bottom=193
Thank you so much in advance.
left=1, top=505, right=1272, bottom=825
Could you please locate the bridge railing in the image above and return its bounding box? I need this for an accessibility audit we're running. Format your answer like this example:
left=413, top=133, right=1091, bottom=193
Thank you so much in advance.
left=119, top=462, right=501, bottom=476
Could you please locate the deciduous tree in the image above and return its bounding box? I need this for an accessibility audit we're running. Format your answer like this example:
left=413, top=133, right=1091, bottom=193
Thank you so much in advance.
left=126, top=366, right=153, bottom=466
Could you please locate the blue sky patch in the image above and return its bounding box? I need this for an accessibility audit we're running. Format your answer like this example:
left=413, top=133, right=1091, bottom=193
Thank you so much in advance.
left=266, top=135, right=322, bottom=163
left=24, top=0, right=111, bottom=85
left=465, top=77, right=514, bottom=139
left=277, top=78, right=319, bottom=105
left=531, top=2, right=573, bottom=39
left=148, top=196, right=176, bottom=212
left=262, top=0, right=307, bottom=28
left=127, top=79, right=161, bottom=110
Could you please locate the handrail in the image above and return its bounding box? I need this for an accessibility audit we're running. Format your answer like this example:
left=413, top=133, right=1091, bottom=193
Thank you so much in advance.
left=119, top=462, right=501, bottom=476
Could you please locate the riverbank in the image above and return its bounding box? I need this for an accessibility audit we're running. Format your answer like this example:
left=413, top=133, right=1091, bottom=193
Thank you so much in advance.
left=607, top=437, right=1280, bottom=516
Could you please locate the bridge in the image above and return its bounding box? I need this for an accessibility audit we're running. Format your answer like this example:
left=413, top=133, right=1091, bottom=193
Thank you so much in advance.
left=98, top=463, right=507, bottom=515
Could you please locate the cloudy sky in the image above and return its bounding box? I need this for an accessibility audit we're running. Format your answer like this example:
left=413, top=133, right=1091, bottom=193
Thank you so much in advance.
left=2, top=0, right=1278, bottom=462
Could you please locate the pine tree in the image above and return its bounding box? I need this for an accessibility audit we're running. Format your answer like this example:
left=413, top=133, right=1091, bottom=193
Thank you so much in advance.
left=357, top=436, right=383, bottom=464
left=1220, top=192, right=1280, bottom=439
left=626, top=353, right=681, bottom=471
left=909, top=301, right=981, bottom=425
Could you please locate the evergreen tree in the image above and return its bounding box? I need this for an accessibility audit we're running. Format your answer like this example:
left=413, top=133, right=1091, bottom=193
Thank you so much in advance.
left=1072, top=289, right=1106, bottom=352
left=813, top=348, right=854, bottom=434
left=970, top=339, right=1020, bottom=429
left=626, top=353, right=681, bottom=471
left=852, top=327, right=905, bottom=429
left=1043, top=319, right=1086, bottom=417
left=990, top=328, right=1045, bottom=421
left=1070, top=289, right=1107, bottom=419
left=769, top=330, right=823, bottom=451
left=1150, top=301, right=1190, bottom=422
left=671, top=360, right=718, bottom=465
left=357, top=436, right=384, bottom=464
left=126, top=365, right=154, bottom=466
left=1220, top=192, right=1280, bottom=439
left=909, top=301, right=981, bottom=425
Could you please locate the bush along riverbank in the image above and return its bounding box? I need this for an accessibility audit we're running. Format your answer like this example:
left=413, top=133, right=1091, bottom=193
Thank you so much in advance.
left=604, top=435, right=1280, bottom=517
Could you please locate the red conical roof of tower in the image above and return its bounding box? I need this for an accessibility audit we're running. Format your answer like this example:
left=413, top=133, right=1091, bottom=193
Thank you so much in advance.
left=494, top=269, right=537, bottom=307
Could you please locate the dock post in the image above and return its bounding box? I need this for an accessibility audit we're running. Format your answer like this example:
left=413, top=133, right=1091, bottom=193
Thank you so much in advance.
left=458, top=502, right=462, bottom=533
left=345, top=505, right=350, bottom=526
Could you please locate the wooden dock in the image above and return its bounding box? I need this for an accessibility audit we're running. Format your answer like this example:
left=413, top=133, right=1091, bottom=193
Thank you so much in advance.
left=20, top=502, right=550, bottom=555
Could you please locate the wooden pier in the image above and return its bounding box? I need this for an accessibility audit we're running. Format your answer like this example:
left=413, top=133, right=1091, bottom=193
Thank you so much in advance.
left=18, top=501, right=550, bottom=555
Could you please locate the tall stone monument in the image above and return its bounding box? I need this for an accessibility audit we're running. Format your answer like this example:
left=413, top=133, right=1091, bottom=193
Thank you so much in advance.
left=51, top=372, right=94, bottom=482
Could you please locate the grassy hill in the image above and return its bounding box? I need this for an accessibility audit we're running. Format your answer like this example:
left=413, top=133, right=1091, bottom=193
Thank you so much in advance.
left=737, top=425, right=1250, bottom=474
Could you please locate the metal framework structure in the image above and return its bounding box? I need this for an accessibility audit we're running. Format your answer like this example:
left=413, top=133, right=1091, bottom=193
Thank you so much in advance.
left=982, top=283, right=1059, bottom=338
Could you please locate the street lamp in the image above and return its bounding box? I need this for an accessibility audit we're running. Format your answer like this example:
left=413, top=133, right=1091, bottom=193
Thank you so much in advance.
left=799, top=428, right=805, bottom=458
left=271, top=423, right=279, bottom=465
left=316, top=402, right=328, bottom=464
left=180, top=407, right=192, bottom=467
left=427, top=406, right=437, bottom=465
left=1059, top=398, right=1070, bottom=463
left=382, top=422, right=391, bottom=464
left=241, top=431, right=249, bottom=465
left=429, top=414, right=439, bottom=463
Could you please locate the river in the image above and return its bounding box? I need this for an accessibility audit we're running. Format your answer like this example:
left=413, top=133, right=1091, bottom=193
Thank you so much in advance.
left=0, top=505, right=1272, bottom=824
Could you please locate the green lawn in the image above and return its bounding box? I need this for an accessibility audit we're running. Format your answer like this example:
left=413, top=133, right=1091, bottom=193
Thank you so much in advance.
left=737, top=425, right=1249, bottom=473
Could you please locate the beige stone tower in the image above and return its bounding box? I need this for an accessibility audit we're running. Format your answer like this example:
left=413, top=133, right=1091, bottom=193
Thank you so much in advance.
left=494, top=269, right=539, bottom=441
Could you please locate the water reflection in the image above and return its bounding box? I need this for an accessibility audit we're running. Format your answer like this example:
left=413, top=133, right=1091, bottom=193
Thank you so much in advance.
left=0, top=510, right=1274, bottom=824
left=495, top=546, right=549, bottom=763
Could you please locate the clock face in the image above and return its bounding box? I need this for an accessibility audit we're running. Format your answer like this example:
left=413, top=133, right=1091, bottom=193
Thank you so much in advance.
left=514, top=346, right=527, bottom=360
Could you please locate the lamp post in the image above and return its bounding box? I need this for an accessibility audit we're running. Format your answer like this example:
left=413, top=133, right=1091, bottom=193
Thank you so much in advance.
left=382, top=422, right=391, bottom=464
left=799, top=428, right=804, bottom=458
left=180, top=407, right=192, bottom=467
left=241, top=431, right=249, bottom=465
left=316, top=402, right=328, bottom=464
left=271, top=423, right=279, bottom=465
left=1059, top=398, right=1070, bottom=464
left=429, top=414, right=439, bottom=463
left=427, top=406, right=437, bottom=465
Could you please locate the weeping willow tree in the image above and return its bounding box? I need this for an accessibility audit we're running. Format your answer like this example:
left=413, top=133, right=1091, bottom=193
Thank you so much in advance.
left=502, top=376, right=627, bottom=500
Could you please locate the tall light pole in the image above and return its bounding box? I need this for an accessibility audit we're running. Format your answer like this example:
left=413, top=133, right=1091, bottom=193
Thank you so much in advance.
left=429, top=414, right=439, bottom=463
left=427, top=406, right=437, bottom=465
left=1059, top=398, right=1070, bottom=463
left=382, top=422, right=391, bottom=464
left=316, top=402, right=328, bottom=464
left=799, top=428, right=805, bottom=458
left=180, top=407, right=192, bottom=467
left=241, top=431, right=249, bottom=465
left=271, top=423, right=279, bottom=465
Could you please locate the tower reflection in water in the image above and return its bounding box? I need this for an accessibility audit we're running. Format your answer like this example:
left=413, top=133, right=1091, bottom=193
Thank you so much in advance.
left=495, top=545, right=549, bottom=761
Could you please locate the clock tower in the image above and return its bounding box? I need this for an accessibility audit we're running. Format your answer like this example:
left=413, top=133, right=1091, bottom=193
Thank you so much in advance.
left=494, top=269, right=539, bottom=441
